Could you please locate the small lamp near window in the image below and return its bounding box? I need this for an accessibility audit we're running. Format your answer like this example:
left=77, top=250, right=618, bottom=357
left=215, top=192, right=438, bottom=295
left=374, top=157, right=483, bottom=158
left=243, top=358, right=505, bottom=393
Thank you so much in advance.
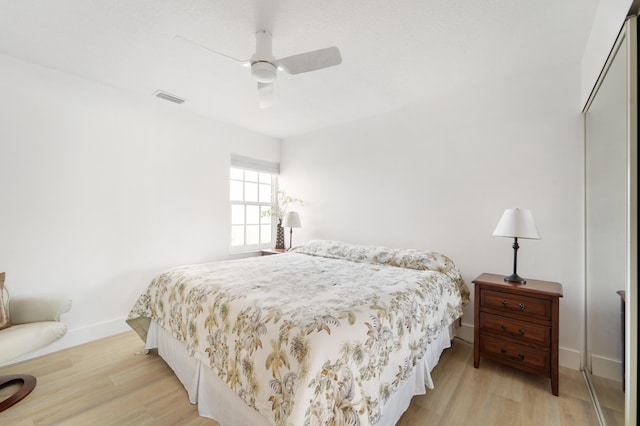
left=283, top=211, right=302, bottom=250
left=492, top=208, right=541, bottom=284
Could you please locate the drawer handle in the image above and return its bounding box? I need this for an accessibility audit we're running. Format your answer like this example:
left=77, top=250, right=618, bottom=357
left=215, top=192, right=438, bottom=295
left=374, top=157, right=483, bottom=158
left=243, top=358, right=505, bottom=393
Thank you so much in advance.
left=501, top=348, right=525, bottom=361
left=501, top=300, right=526, bottom=311
left=500, top=325, right=525, bottom=336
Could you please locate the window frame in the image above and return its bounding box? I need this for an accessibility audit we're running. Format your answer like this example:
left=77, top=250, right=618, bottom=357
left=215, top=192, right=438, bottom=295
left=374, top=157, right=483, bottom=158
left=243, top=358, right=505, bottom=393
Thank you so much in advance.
left=229, top=155, right=279, bottom=253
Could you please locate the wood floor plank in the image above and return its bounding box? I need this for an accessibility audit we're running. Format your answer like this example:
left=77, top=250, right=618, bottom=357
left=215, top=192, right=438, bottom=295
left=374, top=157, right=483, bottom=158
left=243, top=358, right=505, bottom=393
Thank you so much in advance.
left=0, top=332, right=599, bottom=425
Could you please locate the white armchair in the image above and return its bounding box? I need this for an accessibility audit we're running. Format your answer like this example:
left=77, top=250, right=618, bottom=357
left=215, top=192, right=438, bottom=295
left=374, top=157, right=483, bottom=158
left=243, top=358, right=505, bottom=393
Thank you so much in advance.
left=0, top=272, right=71, bottom=411
left=0, top=272, right=71, bottom=412
left=1, top=295, right=72, bottom=366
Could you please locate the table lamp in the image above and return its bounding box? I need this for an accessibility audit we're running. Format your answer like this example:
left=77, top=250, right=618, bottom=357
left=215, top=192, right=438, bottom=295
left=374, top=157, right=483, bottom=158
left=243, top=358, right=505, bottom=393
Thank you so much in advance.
left=492, top=208, right=541, bottom=284
left=283, top=211, right=302, bottom=250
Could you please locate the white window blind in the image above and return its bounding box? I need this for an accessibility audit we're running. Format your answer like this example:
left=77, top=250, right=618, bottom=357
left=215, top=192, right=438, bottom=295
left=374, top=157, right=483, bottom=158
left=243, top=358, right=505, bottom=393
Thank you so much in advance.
left=231, top=154, right=279, bottom=175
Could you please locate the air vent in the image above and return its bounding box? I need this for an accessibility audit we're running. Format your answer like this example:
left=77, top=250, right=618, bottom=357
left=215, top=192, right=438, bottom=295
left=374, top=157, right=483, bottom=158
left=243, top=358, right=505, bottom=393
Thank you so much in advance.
left=153, top=90, right=186, bottom=104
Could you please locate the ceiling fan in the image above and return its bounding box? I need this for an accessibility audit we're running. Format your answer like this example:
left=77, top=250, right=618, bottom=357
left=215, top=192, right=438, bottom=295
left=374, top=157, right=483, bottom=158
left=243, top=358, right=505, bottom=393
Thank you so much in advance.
left=176, top=30, right=342, bottom=108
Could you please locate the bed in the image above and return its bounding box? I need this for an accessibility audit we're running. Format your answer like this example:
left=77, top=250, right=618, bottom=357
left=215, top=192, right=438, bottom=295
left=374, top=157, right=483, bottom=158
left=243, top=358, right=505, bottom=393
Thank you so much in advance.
left=127, top=240, right=470, bottom=426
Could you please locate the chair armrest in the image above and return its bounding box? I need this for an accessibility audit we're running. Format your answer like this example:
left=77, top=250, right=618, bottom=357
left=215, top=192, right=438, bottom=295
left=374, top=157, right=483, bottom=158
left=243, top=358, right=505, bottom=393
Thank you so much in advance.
left=9, top=297, right=72, bottom=324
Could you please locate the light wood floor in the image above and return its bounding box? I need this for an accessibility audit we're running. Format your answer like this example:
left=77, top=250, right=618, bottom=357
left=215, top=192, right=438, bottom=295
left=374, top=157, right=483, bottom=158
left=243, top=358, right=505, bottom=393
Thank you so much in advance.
left=588, top=374, right=625, bottom=425
left=0, top=331, right=599, bottom=425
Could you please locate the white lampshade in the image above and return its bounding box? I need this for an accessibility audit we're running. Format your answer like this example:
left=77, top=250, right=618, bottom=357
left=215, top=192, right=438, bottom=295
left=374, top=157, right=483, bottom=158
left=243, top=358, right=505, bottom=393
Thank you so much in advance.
left=492, top=208, right=541, bottom=239
left=283, top=211, right=302, bottom=228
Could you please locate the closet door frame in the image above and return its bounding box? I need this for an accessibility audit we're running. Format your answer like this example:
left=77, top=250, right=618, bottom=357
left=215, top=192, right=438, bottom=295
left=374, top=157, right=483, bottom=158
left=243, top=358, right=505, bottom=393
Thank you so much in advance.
left=582, top=15, right=637, bottom=426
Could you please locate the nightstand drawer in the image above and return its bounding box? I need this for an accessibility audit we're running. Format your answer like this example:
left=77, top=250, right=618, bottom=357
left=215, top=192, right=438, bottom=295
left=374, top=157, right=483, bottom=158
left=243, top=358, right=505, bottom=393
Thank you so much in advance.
left=480, top=289, right=551, bottom=320
left=479, top=312, right=551, bottom=348
left=480, top=335, right=550, bottom=372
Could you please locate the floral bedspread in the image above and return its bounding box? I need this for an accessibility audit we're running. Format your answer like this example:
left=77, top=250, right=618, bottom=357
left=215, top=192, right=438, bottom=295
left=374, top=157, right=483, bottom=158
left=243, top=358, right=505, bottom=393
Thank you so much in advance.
left=127, top=240, right=469, bottom=426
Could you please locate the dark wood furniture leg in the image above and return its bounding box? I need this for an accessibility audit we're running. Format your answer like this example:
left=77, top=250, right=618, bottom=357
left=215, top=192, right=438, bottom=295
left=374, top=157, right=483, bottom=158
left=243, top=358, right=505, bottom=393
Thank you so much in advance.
left=550, top=297, right=560, bottom=396
left=473, top=283, right=480, bottom=368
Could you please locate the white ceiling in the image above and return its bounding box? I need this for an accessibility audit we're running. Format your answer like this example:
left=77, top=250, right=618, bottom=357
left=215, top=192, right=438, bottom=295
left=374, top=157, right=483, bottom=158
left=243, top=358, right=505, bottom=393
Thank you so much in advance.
left=0, top=0, right=599, bottom=139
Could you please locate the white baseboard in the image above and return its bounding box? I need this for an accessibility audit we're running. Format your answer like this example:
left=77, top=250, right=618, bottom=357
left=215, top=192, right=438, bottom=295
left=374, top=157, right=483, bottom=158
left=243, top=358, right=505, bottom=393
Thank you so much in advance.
left=457, top=321, right=474, bottom=343
left=559, top=346, right=582, bottom=370
left=590, top=354, right=623, bottom=382
left=8, top=316, right=132, bottom=365
left=457, top=322, right=583, bottom=371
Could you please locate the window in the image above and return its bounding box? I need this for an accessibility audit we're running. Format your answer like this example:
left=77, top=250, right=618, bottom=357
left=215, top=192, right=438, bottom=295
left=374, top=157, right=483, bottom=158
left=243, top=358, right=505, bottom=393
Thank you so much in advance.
left=230, top=155, right=279, bottom=251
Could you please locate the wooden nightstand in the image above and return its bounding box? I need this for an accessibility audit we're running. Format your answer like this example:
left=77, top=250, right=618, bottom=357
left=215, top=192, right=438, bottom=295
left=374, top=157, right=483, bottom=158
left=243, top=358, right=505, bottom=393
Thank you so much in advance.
left=472, top=273, right=563, bottom=396
left=259, top=248, right=286, bottom=256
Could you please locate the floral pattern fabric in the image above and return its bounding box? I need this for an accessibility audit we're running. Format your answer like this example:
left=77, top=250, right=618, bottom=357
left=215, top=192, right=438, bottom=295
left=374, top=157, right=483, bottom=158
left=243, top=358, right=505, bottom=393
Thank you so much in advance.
left=291, top=240, right=470, bottom=307
left=127, top=240, right=469, bottom=426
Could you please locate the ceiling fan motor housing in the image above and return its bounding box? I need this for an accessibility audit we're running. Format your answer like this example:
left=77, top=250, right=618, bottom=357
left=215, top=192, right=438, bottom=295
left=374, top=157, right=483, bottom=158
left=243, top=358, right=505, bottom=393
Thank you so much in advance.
left=251, top=60, right=277, bottom=83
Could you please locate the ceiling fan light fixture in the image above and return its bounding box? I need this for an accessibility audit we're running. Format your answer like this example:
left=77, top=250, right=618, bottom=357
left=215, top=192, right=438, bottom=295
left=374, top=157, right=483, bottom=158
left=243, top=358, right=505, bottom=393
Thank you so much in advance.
left=251, top=61, right=277, bottom=83
left=176, top=27, right=341, bottom=107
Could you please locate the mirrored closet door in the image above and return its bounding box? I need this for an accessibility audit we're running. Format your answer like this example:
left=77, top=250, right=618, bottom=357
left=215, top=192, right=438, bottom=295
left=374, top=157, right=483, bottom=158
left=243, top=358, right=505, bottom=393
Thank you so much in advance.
left=584, top=16, right=637, bottom=426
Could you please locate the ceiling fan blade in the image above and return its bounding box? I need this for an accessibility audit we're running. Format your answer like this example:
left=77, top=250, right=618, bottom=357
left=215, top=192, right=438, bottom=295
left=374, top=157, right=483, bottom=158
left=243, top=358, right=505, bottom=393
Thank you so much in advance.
left=258, top=82, right=274, bottom=108
left=276, top=46, right=342, bottom=75
left=173, top=35, right=249, bottom=65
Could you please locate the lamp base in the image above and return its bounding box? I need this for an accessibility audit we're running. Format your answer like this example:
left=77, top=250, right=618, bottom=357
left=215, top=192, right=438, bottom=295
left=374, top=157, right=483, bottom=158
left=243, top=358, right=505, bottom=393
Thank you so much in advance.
left=504, top=273, right=527, bottom=284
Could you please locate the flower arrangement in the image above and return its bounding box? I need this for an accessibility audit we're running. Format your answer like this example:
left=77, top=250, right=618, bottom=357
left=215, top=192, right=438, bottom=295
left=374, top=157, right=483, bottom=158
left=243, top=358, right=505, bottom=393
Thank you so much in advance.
left=263, top=188, right=303, bottom=250
left=262, top=188, right=304, bottom=220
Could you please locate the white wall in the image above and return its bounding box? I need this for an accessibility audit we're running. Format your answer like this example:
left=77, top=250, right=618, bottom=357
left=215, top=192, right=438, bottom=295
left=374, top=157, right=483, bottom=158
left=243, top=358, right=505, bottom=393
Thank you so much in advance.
left=280, top=63, right=585, bottom=368
left=581, top=0, right=633, bottom=108
left=0, top=53, right=279, bottom=358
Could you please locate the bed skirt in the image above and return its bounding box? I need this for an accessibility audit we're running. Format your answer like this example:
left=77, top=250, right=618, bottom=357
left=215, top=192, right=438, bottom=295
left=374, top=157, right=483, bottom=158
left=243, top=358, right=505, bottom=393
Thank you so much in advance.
left=144, top=320, right=454, bottom=426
